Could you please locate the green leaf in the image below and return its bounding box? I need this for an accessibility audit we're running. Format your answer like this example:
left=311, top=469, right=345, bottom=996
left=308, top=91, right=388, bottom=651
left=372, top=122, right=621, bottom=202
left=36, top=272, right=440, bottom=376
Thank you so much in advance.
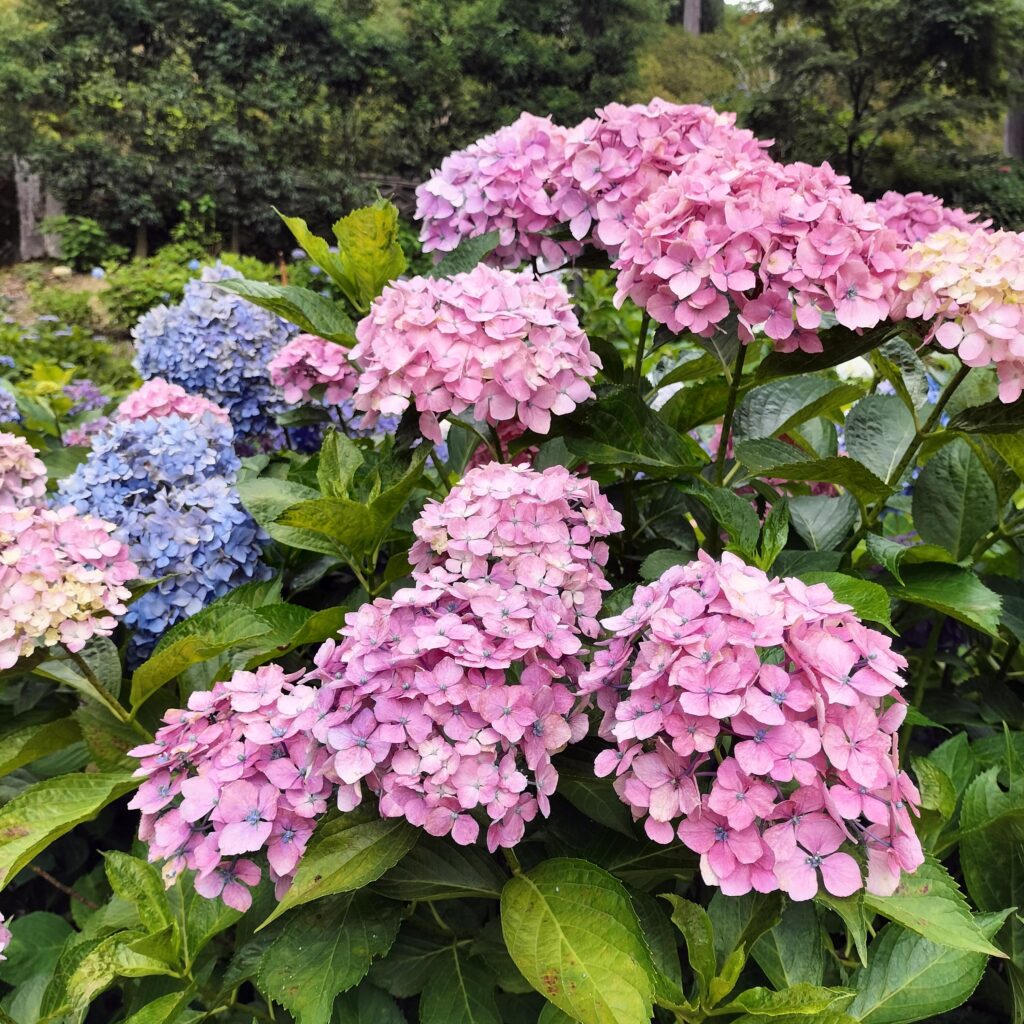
left=318, top=429, right=365, bottom=498
left=258, top=892, right=401, bottom=1024
left=0, top=715, right=81, bottom=776
left=789, top=495, right=858, bottom=552
left=757, top=498, right=790, bottom=570
left=130, top=606, right=270, bottom=709
left=629, top=891, right=686, bottom=1009
left=368, top=924, right=451, bottom=998
left=734, top=378, right=863, bottom=442
left=677, top=478, right=761, bottom=560
left=260, top=810, right=417, bottom=927
left=333, top=983, right=405, bottom=1024
left=660, top=379, right=731, bottom=433
left=707, top=890, right=783, bottom=972
left=751, top=902, right=825, bottom=990
left=277, top=209, right=355, bottom=289
left=174, top=875, right=241, bottom=960
left=863, top=856, right=1006, bottom=957
left=236, top=478, right=343, bottom=557
left=865, top=535, right=910, bottom=585
left=555, top=753, right=637, bottom=838
left=216, top=279, right=355, bottom=344
left=757, top=323, right=900, bottom=379
left=122, top=992, right=197, bottom=1024
left=734, top=439, right=890, bottom=502
left=911, top=758, right=957, bottom=821
left=986, top=432, right=1024, bottom=481
left=814, top=892, right=869, bottom=967
left=0, top=772, right=136, bottom=888
left=557, top=387, right=708, bottom=475
left=661, top=895, right=716, bottom=1002
left=912, top=438, right=997, bottom=560
left=844, top=395, right=916, bottom=485
left=500, top=858, right=656, bottom=1024
left=0, top=912, right=73, bottom=986
left=891, top=564, right=1002, bottom=636
left=331, top=201, right=407, bottom=311
left=419, top=945, right=501, bottom=1024
left=798, top=572, right=893, bottom=629
left=772, top=550, right=843, bottom=576
left=713, top=983, right=854, bottom=1017
left=871, top=338, right=930, bottom=410
left=639, top=547, right=696, bottom=582
left=103, top=852, right=173, bottom=936
left=587, top=337, right=625, bottom=385
left=426, top=230, right=500, bottom=278
left=848, top=916, right=1009, bottom=1024
left=927, top=733, right=977, bottom=798
left=947, top=394, right=1024, bottom=433
left=373, top=837, right=506, bottom=901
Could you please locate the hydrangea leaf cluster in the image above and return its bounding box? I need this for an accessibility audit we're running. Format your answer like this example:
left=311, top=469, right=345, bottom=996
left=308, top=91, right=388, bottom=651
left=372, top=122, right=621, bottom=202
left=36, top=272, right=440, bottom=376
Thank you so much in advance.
left=580, top=552, right=923, bottom=901
left=416, top=112, right=579, bottom=268
left=871, top=190, right=989, bottom=246
left=57, top=413, right=269, bottom=659
left=351, top=265, right=600, bottom=441
left=613, top=157, right=905, bottom=352
left=895, top=227, right=1024, bottom=402
left=0, top=503, right=136, bottom=669
left=0, top=432, right=47, bottom=507
left=128, top=665, right=331, bottom=910
left=132, top=264, right=294, bottom=440
left=116, top=377, right=231, bottom=425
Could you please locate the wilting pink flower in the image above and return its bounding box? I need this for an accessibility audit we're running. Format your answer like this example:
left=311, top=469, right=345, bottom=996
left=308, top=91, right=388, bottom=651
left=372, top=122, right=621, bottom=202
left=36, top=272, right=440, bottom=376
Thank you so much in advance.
left=583, top=551, right=921, bottom=899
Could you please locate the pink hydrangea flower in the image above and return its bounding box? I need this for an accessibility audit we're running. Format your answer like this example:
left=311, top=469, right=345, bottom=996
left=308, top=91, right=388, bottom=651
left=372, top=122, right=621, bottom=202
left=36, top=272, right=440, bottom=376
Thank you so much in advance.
left=129, top=664, right=331, bottom=907
left=115, top=378, right=231, bottom=425
left=0, top=913, right=10, bottom=961
left=351, top=265, right=600, bottom=441
left=871, top=190, right=988, bottom=246
left=0, top=504, right=137, bottom=669
left=268, top=334, right=358, bottom=405
left=895, top=227, right=1024, bottom=402
left=0, top=432, right=47, bottom=507
left=551, top=98, right=772, bottom=255
left=582, top=551, right=923, bottom=900
left=416, top=112, right=579, bottom=268
left=614, top=157, right=905, bottom=352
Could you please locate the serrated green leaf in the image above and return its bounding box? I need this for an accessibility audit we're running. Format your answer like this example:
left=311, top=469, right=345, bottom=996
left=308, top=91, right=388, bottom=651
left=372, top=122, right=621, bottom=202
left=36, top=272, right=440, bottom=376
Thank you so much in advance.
left=714, top=983, right=854, bottom=1017
left=911, top=758, right=957, bottom=821
left=501, top=858, right=656, bottom=1024
left=707, top=890, right=784, bottom=972
left=751, top=901, right=825, bottom=990
left=891, top=564, right=1002, bottom=636
left=331, top=201, right=407, bottom=311
left=0, top=912, right=73, bottom=986
left=367, top=924, right=451, bottom=998
left=0, top=715, right=81, bottom=777
left=426, top=230, right=500, bottom=278
left=373, top=837, right=506, bottom=901
left=757, top=498, right=790, bottom=569
left=419, top=944, right=501, bottom=1024
left=734, top=378, right=863, bottom=442
left=947, top=393, right=1024, bottom=433
left=555, top=753, right=637, bottom=837
left=798, top=571, right=892, bottom=628
left=661, top=895, right=716, bottom=1001
left=814, top=891, right=869, bottom=967
left=789, top=495, right=858, bottom=552
left=103, top=852, right=173, bottom=937
left=844, top=395, right=916, bottom=485
left=677, top=478, right=761, bottom=560
left=333, top=982, right=405, bottom=1024
left=318, top=428, right=365, bottom=498
left=216, top=279, right=355, bottom=344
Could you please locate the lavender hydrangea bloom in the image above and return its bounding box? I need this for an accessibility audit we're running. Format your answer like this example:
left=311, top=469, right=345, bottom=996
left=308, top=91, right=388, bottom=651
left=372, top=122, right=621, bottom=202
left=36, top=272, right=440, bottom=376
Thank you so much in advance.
left=133, top=264, right=294, bottom=441
left=64, top=379, right=107, bottom=417
left=56, top=413, right=270, bottom=659
left=0, top=385, right=19, bottom=423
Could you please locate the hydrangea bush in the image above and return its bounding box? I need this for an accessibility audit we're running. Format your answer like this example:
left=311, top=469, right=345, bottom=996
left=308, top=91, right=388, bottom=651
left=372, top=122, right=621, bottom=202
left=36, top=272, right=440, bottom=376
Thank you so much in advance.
left=1, top=100, right=1023, bottom=1024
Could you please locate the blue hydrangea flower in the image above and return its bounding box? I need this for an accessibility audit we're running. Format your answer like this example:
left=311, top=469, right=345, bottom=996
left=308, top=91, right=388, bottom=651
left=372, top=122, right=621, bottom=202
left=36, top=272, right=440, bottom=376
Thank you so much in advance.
left=63, top=379, right=107, bottom=417
left=133, top=264, right=294, bottom=442
left=56, top=413, right=270, bottom=660
left=0, top=385, right=19, bottom=424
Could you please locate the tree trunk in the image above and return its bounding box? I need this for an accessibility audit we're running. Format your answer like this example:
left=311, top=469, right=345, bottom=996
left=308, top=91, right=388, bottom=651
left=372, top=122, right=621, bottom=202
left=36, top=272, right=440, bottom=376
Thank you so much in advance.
left=1005, top=107, right=1024, bottom=160
left=230, top=219, right=241, bottom=254
left=134, top=224, right=149, bottom=259
left=13, top=156, right=62, bottom=261
left=683, top=0, right=701, bottom=35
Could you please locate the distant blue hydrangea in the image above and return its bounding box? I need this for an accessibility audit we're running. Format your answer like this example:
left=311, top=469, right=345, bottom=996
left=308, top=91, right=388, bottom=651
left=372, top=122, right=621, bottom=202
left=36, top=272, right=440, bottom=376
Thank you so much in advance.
left=0, top=385, right=19, bottom=423
left=0, top=356, right=15, bottom=369
left=63, top=379, right=107, bottom=417
left=56, top=413, right=270, bottom=660
left=132, top=264, right=294, bottom=442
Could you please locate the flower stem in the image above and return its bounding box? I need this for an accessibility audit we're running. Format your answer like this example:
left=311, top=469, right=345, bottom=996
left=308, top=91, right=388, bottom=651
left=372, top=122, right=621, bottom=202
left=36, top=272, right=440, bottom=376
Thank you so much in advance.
left=900, top=614, right=943, bottom=760
left=714, top=342, right=749, bottom=486
left=64, top=647, right=151, bottom=739
left=634, top=312, right=651, bottom=390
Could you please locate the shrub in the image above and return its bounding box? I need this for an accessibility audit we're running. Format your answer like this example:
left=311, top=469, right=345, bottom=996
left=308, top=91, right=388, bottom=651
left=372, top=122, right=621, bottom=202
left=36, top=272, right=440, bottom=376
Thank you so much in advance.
left=40, top=214, right=128, bottom=270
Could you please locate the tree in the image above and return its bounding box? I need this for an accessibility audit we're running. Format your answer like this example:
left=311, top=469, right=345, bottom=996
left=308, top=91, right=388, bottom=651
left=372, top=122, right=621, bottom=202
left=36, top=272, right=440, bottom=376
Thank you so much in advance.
left=745, top=0, right=1016, bottom=192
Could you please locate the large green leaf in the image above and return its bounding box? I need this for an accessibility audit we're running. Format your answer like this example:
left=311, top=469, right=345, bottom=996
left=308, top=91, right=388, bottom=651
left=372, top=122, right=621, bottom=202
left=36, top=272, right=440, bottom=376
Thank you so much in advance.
left=0, top=715, right=81, bottom=777
left=426, top=231, right=501, bottom=278
left=757, top=323, right=900, bottom=379
left=714, top=983, right=854, bottom=1017
left=734, top=378, right=863, bottom=442
left=751, top=902, right=825, bottom=990
left=258, top=892, right=401, bottom=1024
left=890, top=564, right=1002, bottom=636
left=0, top=912, right=73, bottom=986
left=556, top=387, right=708, bottom=475
left=277, top=209, right=354, bottom=289
left=419, top=945, right=501, bottom=1024
left=501, top=858, right=656, bottom=1024
left=706, top=890, right=784, bottom=971
left=947, top=393, right=1024, bottom=433
left=260, top=810, right=417, bottom=927
left=677, top=478, right=761, bottom=561
left=862, top=857, right=1006, bottom=957
left=368, top=924, right=452, bottom=998
left=318, top=428, right=364, bottom=497
left=374, top=837, right=506, bottom=902
left=0, top=772, right=136, bottom=889
left=798, top=572, right=893, bottom=629
left=844, top=395, right=917, bottom=485
left=554, top=753, right=637, bottom=838
left=334, top=983, right=405, bottom=1024
left=788, top=495, right=857, bottom=552
left=103, top=853, right=173, bottom=937
left=216, top=279, right=355, bottom=344
left=236, top=478, right=342, bottom=557
left=661, top=895, right=716, bottom=1002
left=912, top=438, right=997, bottom=560
left=331, top=201, right=407, bottom=311
left=848, top=916, right=1009, bottom=1024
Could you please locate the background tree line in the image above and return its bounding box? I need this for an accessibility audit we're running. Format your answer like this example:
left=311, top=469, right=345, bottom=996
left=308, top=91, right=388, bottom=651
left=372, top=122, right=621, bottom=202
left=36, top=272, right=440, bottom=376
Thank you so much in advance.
left=0, top=0, right=1022, bottom=258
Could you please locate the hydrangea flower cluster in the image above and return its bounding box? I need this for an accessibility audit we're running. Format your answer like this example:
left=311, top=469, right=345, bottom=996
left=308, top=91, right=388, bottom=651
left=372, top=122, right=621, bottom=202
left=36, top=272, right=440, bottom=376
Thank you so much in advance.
left=115, top=378, right=231, bottom=425
left=65, top=417, right=111, bottom=448
left=552, top=99, right=771, bottom=254
left=129, top=665, right=332, bottom=910
left=351, top=265, right=599, bottom=441
left=63, top=380, right=107, bottom=418
left=57, top=414, right=268, bottom=659
left=871, top=190, right=987, bottom=246
left=0, top=504, right=136, bottom=669
left=580, top=552, right=923, bottom=901
left=0, top=385, right=21, bottom=424
left=313, top=462, right=622, bottom=850
left=895, top=227, right=1024, bottom=402
left=267, top=334, right=358, bottom=406
left=0, top=913, right=9, bottom=960
left=133, top=265, right=293, bottom=440
left=614, top=158, right=905, bottom=351
left=0, top=432, right=47, bottom=507
left=416, top=112, right=579, bottom=268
